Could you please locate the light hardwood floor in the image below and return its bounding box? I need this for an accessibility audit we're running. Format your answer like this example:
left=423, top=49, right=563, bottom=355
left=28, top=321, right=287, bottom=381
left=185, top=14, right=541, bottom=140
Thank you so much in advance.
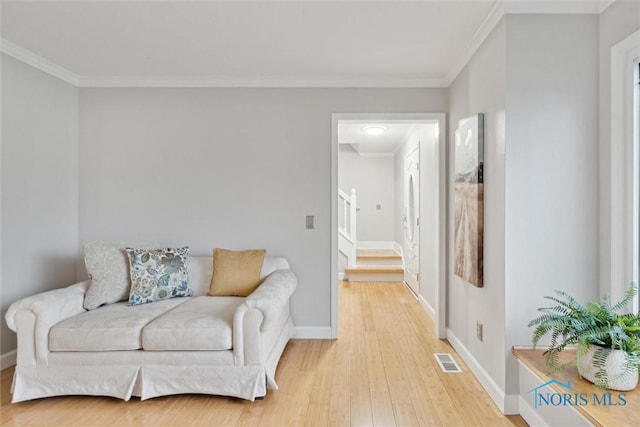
left=1, top=282, right=527, bottom=426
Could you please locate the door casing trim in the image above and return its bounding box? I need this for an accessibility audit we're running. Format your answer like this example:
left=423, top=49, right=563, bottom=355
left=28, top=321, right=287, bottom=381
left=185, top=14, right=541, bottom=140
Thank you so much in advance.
left=331, top=112, right=447, bottom=338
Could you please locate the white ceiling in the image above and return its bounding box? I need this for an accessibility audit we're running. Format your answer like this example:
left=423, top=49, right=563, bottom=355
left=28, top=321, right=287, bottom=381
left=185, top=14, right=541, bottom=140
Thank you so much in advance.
left=339, top=122, right=431, bottom=156
left=0, top=1, right=613, bottom=87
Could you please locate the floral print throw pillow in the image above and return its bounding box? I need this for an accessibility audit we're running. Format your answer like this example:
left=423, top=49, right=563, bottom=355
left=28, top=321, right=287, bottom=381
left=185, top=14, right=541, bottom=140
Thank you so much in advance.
left=125, top=247, right=193, bottom=306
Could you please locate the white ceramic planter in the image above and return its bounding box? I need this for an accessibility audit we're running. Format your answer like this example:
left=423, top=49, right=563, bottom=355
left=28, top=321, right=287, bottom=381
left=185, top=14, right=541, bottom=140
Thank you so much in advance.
left=577, top=345, right=639, bottom=391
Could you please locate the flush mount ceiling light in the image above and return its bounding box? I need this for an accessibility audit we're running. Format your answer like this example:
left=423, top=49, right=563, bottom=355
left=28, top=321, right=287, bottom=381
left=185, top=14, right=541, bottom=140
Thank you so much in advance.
left=362, top=125, right=387, bottom=136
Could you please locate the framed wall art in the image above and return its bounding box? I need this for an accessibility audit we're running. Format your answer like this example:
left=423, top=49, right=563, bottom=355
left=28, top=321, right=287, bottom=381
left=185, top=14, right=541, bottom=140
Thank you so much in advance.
left=454, top=113, right=484, bottom=287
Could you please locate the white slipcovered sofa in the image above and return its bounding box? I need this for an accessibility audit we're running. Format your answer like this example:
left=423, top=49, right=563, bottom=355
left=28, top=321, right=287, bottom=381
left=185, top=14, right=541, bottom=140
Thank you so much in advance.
left=5, top=256, right=296, bottom=403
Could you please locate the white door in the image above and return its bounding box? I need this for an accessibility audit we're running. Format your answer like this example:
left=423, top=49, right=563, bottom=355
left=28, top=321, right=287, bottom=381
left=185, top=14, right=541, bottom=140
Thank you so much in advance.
left=404, top=147, right=420, bottom=295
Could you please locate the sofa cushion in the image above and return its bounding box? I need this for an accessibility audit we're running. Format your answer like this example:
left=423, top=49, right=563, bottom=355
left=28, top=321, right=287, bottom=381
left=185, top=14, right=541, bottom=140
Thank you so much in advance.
left=125, top=247, right=193, bottom=306
left=142, top=296, right=243, bottom=351
left=50, top=298, right=188, bottom=351
left=82, top=241, right=155, bottom=310
left=209, top=248, right=266, bottom=297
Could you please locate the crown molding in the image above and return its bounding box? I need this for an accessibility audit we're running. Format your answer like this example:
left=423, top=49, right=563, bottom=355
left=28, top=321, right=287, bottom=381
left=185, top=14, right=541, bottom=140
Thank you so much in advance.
left=444, top=0, right=611, bottom=86
left=77, top=76, right=447, bottom=88
left=445, top=0, right=505, bottom=86
left=503, top=0, right=613, bottom=14
left=1, top=0, right=615, bottom=89
left=0, top=39, right=79, bottom=86
left=597, top=1, right=617, bottom=14
left=1, top=37, right=446, bottom=88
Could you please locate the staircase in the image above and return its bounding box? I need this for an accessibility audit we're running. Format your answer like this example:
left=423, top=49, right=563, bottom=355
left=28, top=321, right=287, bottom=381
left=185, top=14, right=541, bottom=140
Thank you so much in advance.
left=345, top=248, right=404, bottom=282
left=338, top=187, right=404, bottom=282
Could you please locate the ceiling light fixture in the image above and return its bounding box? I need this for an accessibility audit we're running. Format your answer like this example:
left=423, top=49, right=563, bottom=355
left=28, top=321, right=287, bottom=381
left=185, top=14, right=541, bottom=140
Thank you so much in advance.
left=362, top=125, right=386, bottom=136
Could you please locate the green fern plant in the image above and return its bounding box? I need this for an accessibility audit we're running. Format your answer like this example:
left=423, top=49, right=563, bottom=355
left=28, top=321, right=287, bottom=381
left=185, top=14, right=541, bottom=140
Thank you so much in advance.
left=528, top=284, right=640, bottom=388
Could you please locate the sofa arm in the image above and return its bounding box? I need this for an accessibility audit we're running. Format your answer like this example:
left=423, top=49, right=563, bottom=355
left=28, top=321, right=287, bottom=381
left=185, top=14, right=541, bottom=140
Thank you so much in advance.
left=5, top=281, right=90, bottom=364
left=245, top=269, right=297, bottom=331
left=233, top=269, right=297, bottom=365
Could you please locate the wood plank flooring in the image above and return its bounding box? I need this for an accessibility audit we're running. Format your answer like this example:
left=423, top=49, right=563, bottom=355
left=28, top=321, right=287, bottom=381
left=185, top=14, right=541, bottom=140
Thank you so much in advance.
left=1, top=282, right=527, bottom=426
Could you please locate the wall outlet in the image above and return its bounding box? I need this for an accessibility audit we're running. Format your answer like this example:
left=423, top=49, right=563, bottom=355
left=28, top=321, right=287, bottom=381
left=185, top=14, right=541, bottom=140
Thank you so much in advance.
left=376, top=204, right=381, bottom=210
left=476, top=322, right=483, bottom=342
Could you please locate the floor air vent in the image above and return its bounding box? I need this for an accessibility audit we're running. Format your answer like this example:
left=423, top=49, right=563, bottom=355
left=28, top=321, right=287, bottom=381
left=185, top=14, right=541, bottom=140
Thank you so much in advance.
left=434, top=353, right=463, bottom=373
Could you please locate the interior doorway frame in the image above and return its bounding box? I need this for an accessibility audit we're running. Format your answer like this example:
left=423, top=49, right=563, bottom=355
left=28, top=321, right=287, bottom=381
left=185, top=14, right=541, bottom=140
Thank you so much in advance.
left=607, top=29, right=640, bottom=313
left=331, top=112, right=447, bottom=339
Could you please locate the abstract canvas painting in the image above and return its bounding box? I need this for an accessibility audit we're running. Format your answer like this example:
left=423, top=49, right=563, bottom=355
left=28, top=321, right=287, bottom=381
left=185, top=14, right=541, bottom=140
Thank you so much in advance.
left=454, top=114, right=484, bottom=287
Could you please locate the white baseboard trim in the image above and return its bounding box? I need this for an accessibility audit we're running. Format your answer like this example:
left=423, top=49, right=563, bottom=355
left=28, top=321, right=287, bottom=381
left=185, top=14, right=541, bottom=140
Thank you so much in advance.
left=392, top=242, right=403, bottom=257
left=446, top=329, right=518, bottom=415
left=518, top=396, right=546, bottom=426
left=295, top=327, right=333, bottom=339
left=418, top=295, right=435, bottom=320
left=503, top=394, right=520, bottom=415
left=338, top=272, right=346, bottom=281
left=1, top=350, right=17, bottom=370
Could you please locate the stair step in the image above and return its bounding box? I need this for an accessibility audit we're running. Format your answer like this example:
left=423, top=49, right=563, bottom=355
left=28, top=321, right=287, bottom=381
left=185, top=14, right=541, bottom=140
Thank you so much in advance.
left=345, top=266, right=404, bottom=275
left=356, top=248, right=401, bottom=256
left=356, top=249, right=402, bottom=261
left=356, top=250, right=403, bottom=267
left=345, top=265, right=404, bottom=282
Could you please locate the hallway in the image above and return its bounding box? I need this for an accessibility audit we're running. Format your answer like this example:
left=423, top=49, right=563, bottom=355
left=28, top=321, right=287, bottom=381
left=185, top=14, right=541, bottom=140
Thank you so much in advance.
left=325, top=281, right=525, bottom=426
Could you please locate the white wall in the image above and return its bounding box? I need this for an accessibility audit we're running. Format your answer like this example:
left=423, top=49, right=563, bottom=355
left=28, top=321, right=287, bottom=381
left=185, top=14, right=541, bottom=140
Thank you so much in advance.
left=448, top=18, right=507, bottom=404
left=338, top=146, right=395, bottom=242
left=1, top=54, right=79, bottom=356
left=79, top=87, right=448, bottom=330
left=504, top=14, right=600, bottom=398
left=598, top=0, right=640, bottom=297
left=448, top=14, right=600, bottom=413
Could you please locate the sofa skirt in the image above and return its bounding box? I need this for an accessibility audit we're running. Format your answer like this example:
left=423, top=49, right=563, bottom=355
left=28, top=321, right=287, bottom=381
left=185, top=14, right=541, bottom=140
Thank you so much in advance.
left=11, top=364, right=267, bottom=403
left=10, top=317, right=295, bottom=403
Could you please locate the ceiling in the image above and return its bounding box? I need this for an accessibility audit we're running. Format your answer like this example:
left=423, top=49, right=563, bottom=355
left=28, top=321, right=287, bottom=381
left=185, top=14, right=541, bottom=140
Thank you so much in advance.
left=339, top=122, right=431, bottom=156
left=2, top=0, right=493, bottom=87
left=0, top=1, right=612, bottom=87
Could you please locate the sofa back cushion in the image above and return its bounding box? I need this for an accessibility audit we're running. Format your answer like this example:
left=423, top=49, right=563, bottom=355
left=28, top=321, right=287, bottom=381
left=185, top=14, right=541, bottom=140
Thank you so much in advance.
left=188, top=256, right=289, bottom=296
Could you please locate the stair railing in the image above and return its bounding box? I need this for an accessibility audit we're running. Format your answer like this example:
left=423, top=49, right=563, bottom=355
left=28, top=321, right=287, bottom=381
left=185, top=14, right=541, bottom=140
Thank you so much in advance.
left=338, top=188, right=357, bottom=267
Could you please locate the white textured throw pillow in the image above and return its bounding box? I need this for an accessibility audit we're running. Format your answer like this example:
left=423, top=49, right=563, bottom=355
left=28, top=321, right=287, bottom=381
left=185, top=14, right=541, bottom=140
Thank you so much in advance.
left=83, top=241, right=154, bottom=310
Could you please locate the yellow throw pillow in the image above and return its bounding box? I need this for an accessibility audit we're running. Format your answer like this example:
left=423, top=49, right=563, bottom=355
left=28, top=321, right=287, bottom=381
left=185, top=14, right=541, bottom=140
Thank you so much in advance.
left=209, top=248, right=267, bottom=296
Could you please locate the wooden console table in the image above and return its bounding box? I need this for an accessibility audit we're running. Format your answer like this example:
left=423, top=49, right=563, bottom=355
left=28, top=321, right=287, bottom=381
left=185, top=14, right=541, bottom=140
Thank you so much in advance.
left=513, top=347, right=638, bottom=426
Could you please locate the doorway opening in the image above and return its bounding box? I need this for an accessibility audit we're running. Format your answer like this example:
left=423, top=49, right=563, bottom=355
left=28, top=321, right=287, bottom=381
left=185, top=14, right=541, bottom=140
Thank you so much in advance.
left=331, top=113, right=447, bottom=338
